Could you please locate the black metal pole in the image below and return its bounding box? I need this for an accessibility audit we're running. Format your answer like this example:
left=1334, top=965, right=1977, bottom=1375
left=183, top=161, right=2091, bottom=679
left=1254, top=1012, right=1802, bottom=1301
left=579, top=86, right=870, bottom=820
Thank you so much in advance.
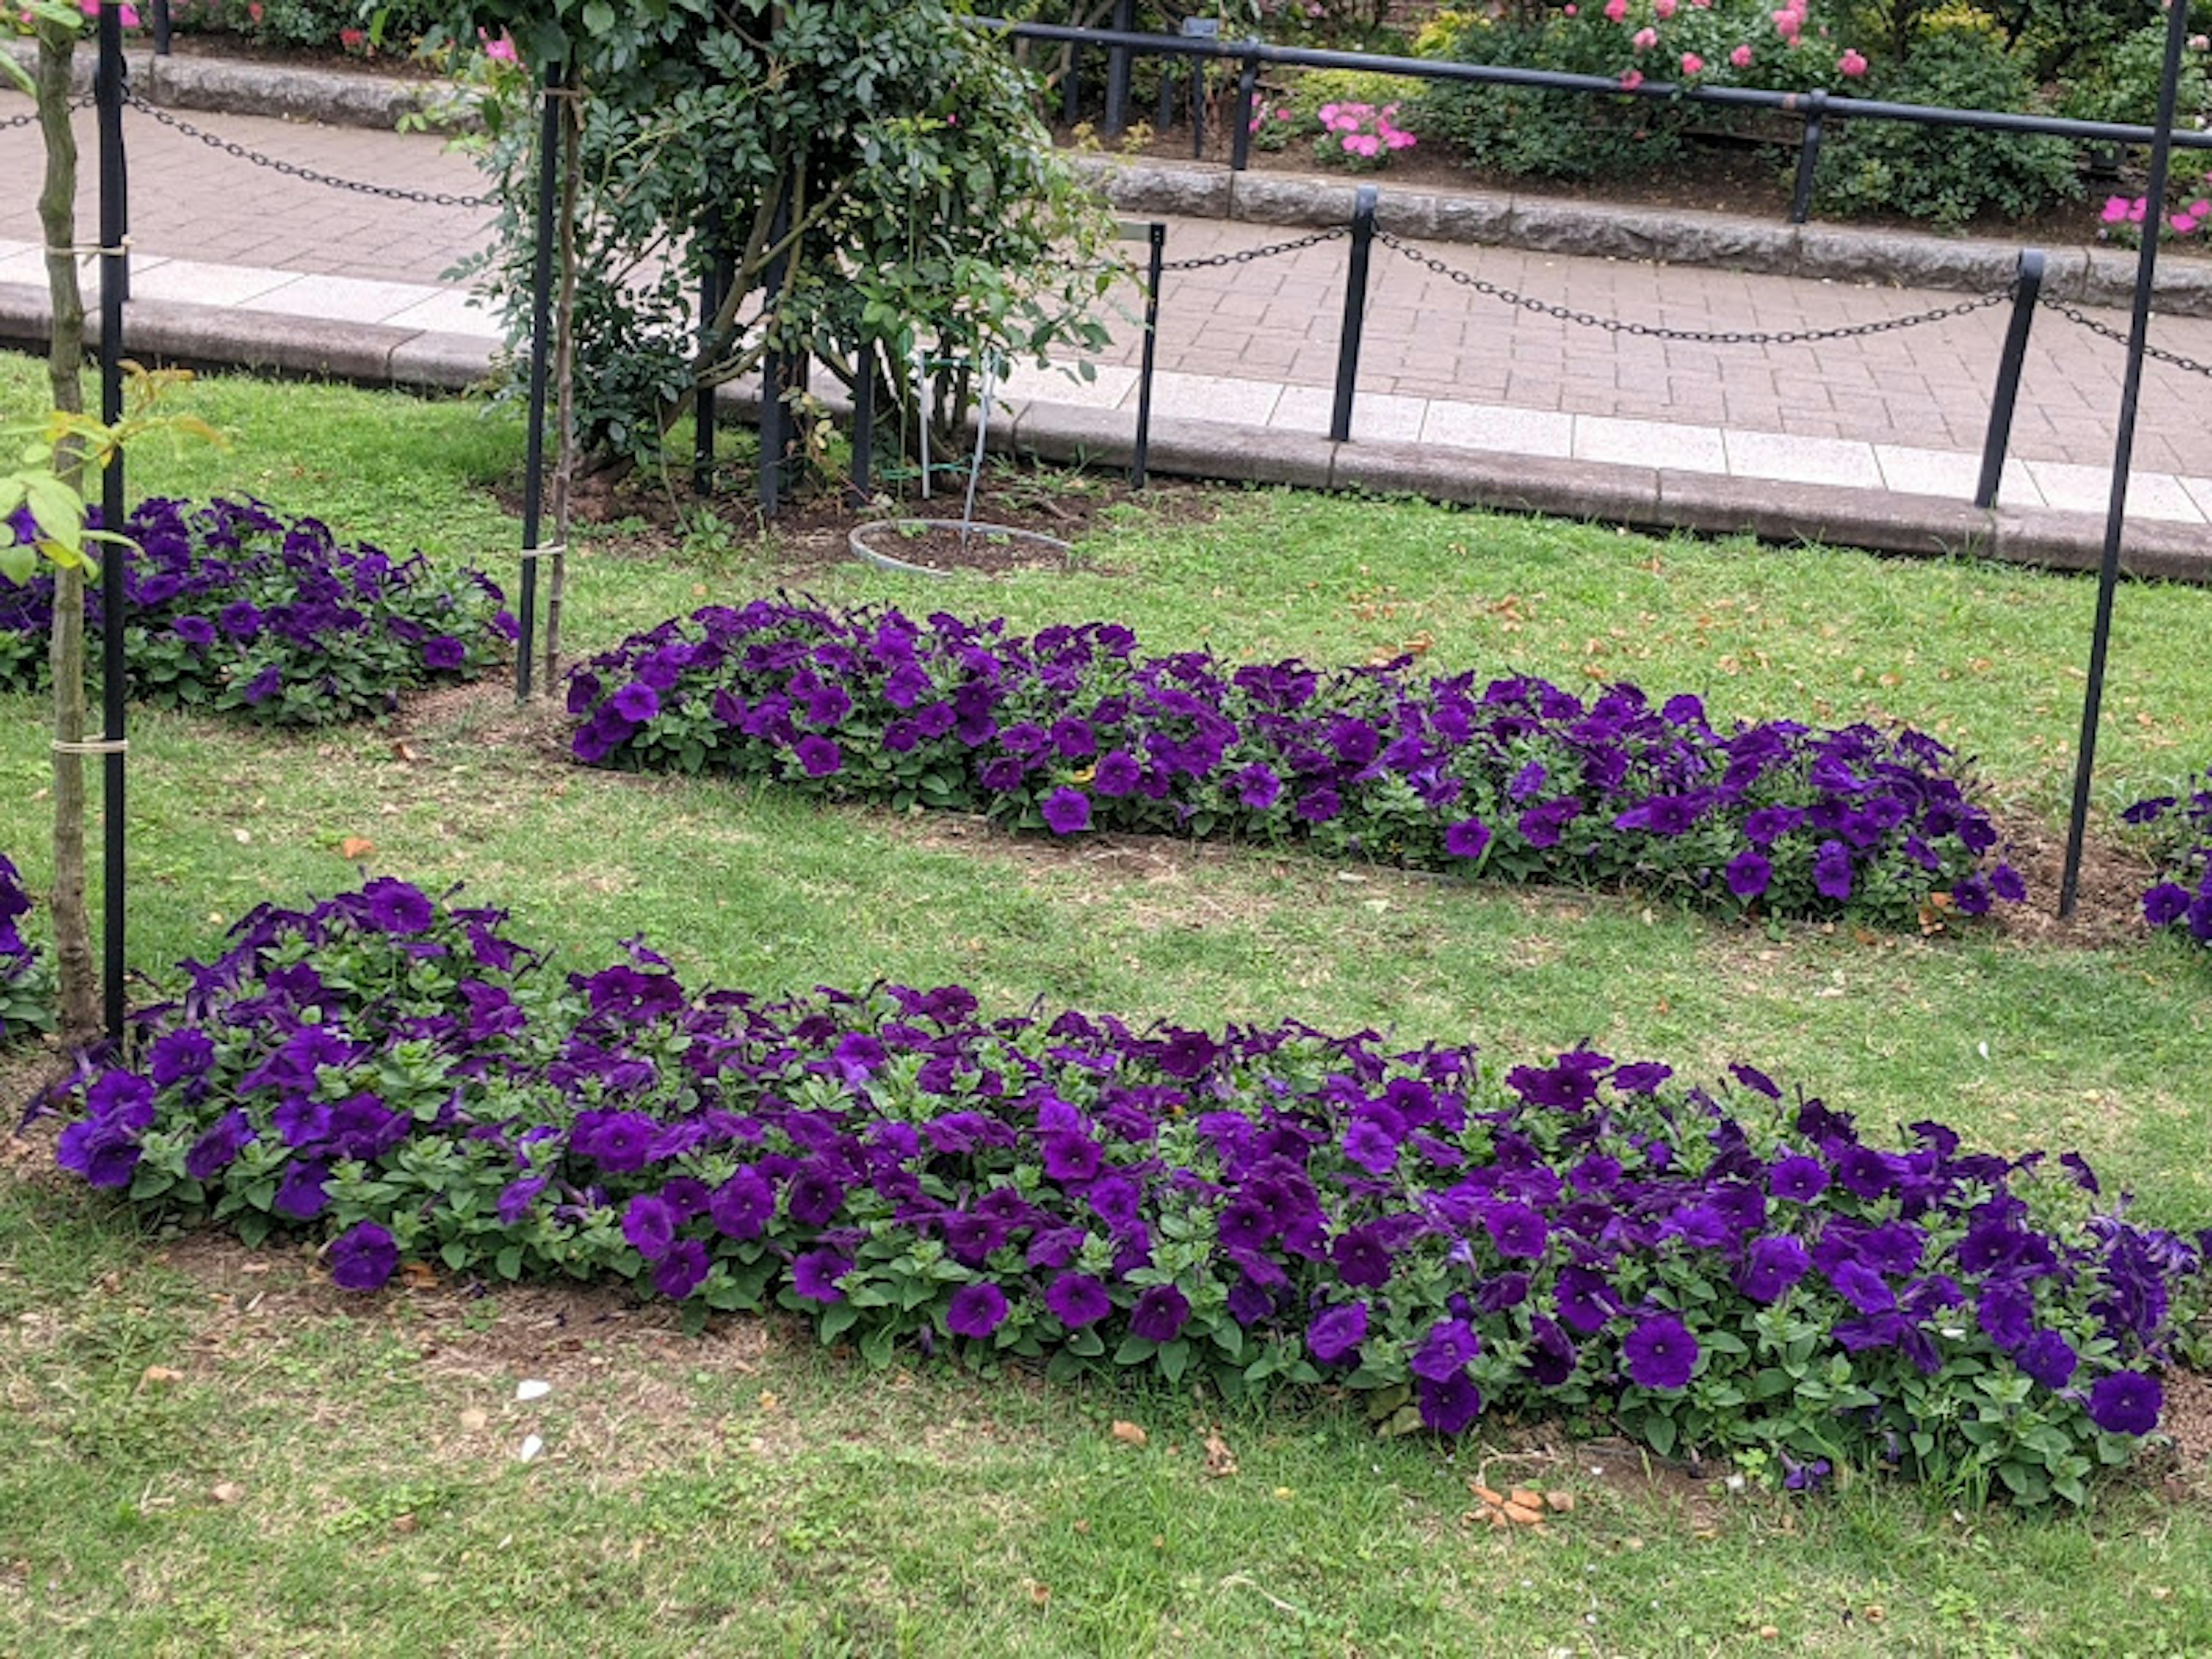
left=1330, top=184, right=1378, bottom=444
left=96, top=1, right=127, bottom=1044
left=1789, top=90, right=1827, bottom=225
left=694, top=209, right=723, bottom=497
left=1061, top=46, right=1080, bottom=127
left=1974, top=248, right=2045, bottom=510
left=1231, top=47, right=1257, bottom=172
left=516, top=68, right=560, bottom=704
left=2059, top=0, right=2195, bottom=918
left=1104, top=0, right=1134, bottom=137
left=758, top=192, right=791, bottom=519
left=1190, top=59, right=1204, bottom=160
left=851, top=344, right=875, bottom=506
left=151, top=0, right=170, bottom=55
left=1134, top=222, right=1164, bottom=489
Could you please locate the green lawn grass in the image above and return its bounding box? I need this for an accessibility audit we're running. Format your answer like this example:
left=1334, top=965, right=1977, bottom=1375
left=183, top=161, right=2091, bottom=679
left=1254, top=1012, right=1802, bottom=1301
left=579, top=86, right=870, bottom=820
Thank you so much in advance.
left=2, top=358, right=2209, bottom=1656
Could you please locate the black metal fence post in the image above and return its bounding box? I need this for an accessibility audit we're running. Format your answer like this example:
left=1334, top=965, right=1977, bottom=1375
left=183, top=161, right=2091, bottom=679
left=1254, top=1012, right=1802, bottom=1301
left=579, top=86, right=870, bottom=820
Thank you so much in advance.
left=851, top=346, right=876, bottom=505
left=1974, top=248, right=2046, bottom=510
left=151, top=0, right=170, bottom=55
left=96, top=2, right=128, bottom=1042
left=1331, top=184, right=1378, bottom=444
left=1104, top=0, right=1135, bottom=137
left=694, top=211, right=723, bottom=496
left=1134, top=221, right=1164, bottom=489
left=515, top=67, right=562, bottom=704
left=758, top=193, right=792, bottom=518
left=1231, top=45, right=1259, bottom=172
left=1790, top=89, right=1828, bottom=225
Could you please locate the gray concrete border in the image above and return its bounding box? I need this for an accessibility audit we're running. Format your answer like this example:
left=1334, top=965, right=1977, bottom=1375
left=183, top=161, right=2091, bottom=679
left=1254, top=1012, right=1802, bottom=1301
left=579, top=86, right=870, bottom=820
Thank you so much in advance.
left=4, top=282, right=2202, bottom=584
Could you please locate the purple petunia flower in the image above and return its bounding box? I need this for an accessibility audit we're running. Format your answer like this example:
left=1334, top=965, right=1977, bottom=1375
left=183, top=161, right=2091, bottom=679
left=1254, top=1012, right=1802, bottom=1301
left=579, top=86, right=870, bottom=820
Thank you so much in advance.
left=1416, top=1372, right=1483, bottom=1434
left=1410, top=1317, right=1480, bottom=1382
left=1234, top=765, right=1282, bottom=810
left=1725, top=849, right=1772, bottom=900
left=1305, top=1301, right=1369, bottom=1365
left=1813, top=840, right=1854, bottom=902
left=1129, top=1285, right=1190, bottom=1342
left=1041, top=787, right=1093, bottom=836
left=497, top=1176, right=550, bottom=1226
left=622, top=1193, right=677, bottom=1262
left=1621, top=1312, right=1699, bottom=1391
left=654, top=1239, right=710, bottom=1300
left=1483, top=1201, right=1549, bottom=1260
left=794, top=734, right=843, bottom=778
left=1737, top=1234, right=1810, bottom=1303
left=791, top=1248, right=852, bottom=1304
left=423, top=635, right=467, bottom=672
left=947, top=1282, right=1010, bottom=1339
left=329, top=1221, right=399, bottom=1292
left=1331, top=1224, right=1395, bottom=1290
left=1766, top=1155, right=1830, bottom=1203
left=2085, top=1370, right=2162, bottom=1436
left=183, top=1111, right=256, bottom=1180
left=2015, top=1330, right=2078, bottom=1391
left=1046, top=1272, right=1112, bottom=1328
left=1094, top=749, right=1142, bottom=797
left=1443, top=819, right=1491, bottom=860
left=610, top=682, right=661, bottom=724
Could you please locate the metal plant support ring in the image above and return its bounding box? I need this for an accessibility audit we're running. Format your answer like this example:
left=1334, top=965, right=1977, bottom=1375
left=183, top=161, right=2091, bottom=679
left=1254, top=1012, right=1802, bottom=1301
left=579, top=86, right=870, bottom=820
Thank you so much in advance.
left=848, top=359, right=1075, bottom=578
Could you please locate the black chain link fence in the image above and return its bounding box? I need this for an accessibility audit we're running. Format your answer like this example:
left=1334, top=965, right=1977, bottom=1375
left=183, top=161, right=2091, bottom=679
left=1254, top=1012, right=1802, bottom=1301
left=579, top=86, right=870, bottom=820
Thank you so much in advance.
left=119, top=89, right=493, bottom=208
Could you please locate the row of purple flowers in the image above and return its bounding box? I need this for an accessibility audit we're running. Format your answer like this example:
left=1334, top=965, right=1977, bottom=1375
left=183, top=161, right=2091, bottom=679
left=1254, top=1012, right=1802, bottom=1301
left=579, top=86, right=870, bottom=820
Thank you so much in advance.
left=0, top=853, right=50, bottom=1045
left=44, top=877, right=2203, bottom=1502
left=0, top=498, right=512, bottom=726
left=567, top=599, right=2026, bottom=932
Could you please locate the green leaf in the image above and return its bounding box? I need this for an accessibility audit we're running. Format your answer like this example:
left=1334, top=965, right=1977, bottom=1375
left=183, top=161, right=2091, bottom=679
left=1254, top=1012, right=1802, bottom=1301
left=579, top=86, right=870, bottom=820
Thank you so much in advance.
left=495, top=1245, right=525, bottom=1281
left=1112, top=1334, right=1157, bottom=1366
left=1644, top=1414, right=1678, bottom=1459
left=1157, top=1338, right=1189, bottom=1387
left=859, top=1320, right=898, bottom=1369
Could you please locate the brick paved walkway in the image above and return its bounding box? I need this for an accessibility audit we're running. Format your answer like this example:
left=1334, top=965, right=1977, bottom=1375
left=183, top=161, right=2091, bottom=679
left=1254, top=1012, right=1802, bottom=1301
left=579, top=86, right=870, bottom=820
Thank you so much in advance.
left=9, top=95, right=2212, bottom=516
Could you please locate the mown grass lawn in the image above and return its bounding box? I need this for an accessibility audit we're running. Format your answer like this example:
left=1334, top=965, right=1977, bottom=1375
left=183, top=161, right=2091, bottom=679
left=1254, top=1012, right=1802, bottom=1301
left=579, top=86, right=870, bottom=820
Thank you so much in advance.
left=2, top=358, right=2209, bottom=1656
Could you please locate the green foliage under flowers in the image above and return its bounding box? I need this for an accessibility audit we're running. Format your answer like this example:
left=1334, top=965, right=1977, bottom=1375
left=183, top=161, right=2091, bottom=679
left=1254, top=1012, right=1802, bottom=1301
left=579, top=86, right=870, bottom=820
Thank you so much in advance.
left=52, top=878, right=2208, bottom=1506
left=0, top=852, right=52, bottom=1046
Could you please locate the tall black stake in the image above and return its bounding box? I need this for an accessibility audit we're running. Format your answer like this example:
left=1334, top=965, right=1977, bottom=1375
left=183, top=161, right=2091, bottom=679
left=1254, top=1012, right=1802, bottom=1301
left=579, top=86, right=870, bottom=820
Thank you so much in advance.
left=516, top=67, right=562, bottom=703
left=2059, top=0, right=2194, bottom=918
left=96, top=1, right=127, bottom=1042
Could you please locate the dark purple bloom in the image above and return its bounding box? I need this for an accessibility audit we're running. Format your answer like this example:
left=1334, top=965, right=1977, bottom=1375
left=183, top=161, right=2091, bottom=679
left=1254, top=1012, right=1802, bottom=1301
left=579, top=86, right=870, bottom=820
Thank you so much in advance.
left=948, top=1282, right=1010, bottom=1339
left=794, top=735, right=843, bottom=778
left=1737, top=1234, right=1810, bottom=1303
left=1622, top=1313, right=1699, bottom=1390
left=1331, top=1225, right=1395, bottom=1290
left=622, top=1193, right=678, bottom=1262
left=1813, top=840, right=1854, bottom=902
left=1444, top=819, right=1491, bottom=860
left=791, top=1248, right=851, bottom=1303
left=2016, top=1330, right=2078, bottom=1390
left=1826, top=1260, right=1896, bottom=1316
left=2145, top=884, right=2191, bottom=927
left=423, top=635, right=467, bottom=672
left=1294, top=787, right=1341, bottom=824
left=1041, top=787, right=1093, bottom=836
left=497, top=1176, right=549, bottom=1225
left=149, top=1029, right=215, bottom=1088
left=1234, top=765, right=1282, bottom=809
left=1129, top=1285, right=1190, bottom=1342
left=184, top=1110, right=255, bottom=1180
left=362, top=876, right=434, bottom=935
left=1410, top=1317, right=1480, bottom=1382
left=2086, top=1370, right=2162, bottom=1436
left=1483, top=1202, right=1549, bottom=1259
left=786, top=1168, right=847, bottom=1228
left=610, top=682, right=660, bottom=724
left=1976, top=1283, right=2034, bottom=1351
left=1416, top=1372, right=1483, bottom=1434
left=654, top=1240, right=710, bottom=1300
left=274, top=1160, right=332, bottom=1220
left=1094, top=749, right=1142, bottom=797
left=1046, top=1272, right=1112, bottom=1328
left=1766, top=1155, right=1830, bottom=1203
left=329, top=1221, right=399, bottom=1291
left=1306, top=1301, right=1369, bottom=1365
left=1725, top=849, right=1772, bottom=900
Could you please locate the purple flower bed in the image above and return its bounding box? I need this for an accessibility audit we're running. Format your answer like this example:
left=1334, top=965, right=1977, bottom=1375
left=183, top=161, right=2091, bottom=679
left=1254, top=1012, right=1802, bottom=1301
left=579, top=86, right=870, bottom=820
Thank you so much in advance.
left=0, top=853, right=51, bottom=1044
left=2124, top=772, right=2212, bottom=949
left=567, top=599, right=2024, bottom=931
left=0, top=498, right=514, bottom=726
left=48, top=878, right=2204, bottom=1505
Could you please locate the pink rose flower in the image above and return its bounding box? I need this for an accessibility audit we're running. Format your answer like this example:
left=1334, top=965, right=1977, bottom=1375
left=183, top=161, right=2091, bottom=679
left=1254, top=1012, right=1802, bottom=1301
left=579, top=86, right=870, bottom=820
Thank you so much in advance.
left=1619, top=67, right=1645, bottom=89
left=1633, top=26, right=1658, bottom=49
left=1838, top=48, right=1869, bottom=77
left=1655, top=0, right=1677, bottom=16
left=1681, top=51, right=1703, bottom=74
left=2101, top=195, right=2134, bottom=225
left=1730, top=43, right=1753, bottom=67
left=1604, top=0, right=1627, bottom=20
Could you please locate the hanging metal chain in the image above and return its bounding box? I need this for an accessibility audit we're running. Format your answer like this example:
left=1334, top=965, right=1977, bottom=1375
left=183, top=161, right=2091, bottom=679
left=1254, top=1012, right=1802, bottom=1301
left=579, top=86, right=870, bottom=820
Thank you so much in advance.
left=1159, top=225, right=1347, bottom=271
left=120, top=89, right=493, bottom=208
left=1377, top=228, right=2015, bottom=347
left=0, top=89, right=96, bottom=133
left=2036, top=293, right=2212, bottom=379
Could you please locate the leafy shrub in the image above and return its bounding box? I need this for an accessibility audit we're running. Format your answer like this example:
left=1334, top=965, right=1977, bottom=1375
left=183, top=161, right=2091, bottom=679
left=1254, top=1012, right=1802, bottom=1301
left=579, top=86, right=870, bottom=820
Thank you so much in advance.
left=164, top=0, right=445, bottom=52
left=2123, top=772, right=2212, bottom=949
left=48, top=877, right=2206, bottom=1502
left=2057, top=21, right=2212, bottom=129
left=566, top=598, right=2025, bottom=933
left=1813, top=12, right=2081, bottom=226
left=0, top=498, right=513, bottom=726
left=0, top=854, right=53, bottom=1046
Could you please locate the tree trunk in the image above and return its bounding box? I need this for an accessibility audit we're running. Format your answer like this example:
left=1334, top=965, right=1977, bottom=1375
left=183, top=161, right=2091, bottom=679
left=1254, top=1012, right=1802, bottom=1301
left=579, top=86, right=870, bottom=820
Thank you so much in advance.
left=543, top=86, right=581, bottom=690
left=35, top=20, right=99, bottom=1045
